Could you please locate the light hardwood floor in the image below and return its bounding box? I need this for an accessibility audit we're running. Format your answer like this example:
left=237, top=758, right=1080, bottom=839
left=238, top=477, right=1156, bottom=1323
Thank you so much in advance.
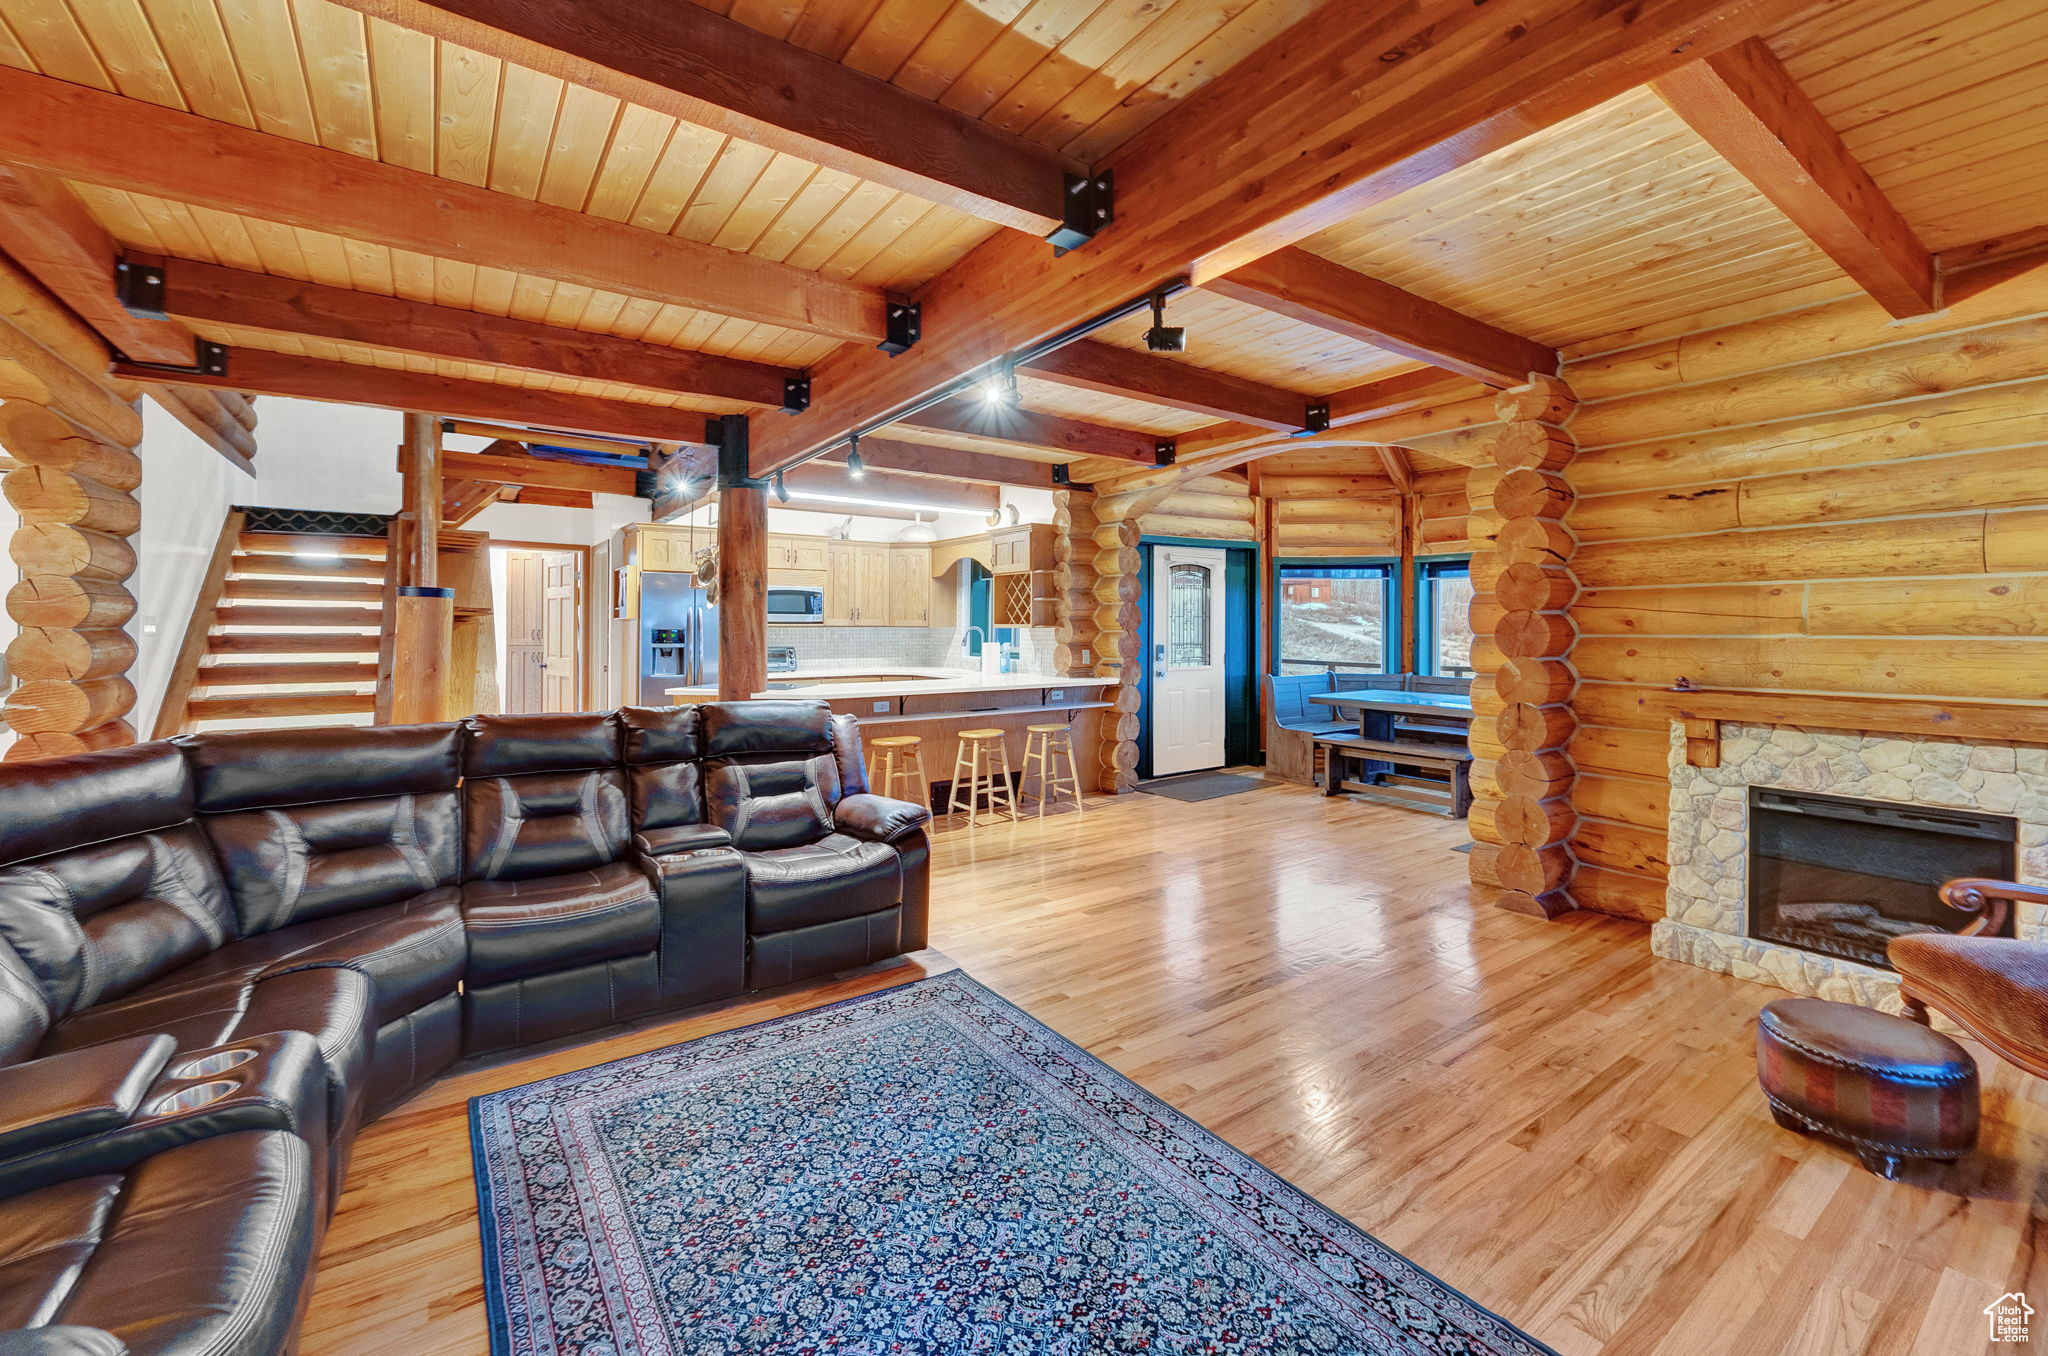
left=300, top=779, right=2048, bottom=1356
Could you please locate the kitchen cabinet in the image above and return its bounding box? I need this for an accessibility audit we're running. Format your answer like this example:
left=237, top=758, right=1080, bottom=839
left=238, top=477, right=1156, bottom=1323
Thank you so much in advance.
left=887, top=546, right=932, bottom=626
left=826, top=542, right=887, bottom=625
left=767, top=535, right=828, bottom=573
left=989, top=525, right=1055, bottom=574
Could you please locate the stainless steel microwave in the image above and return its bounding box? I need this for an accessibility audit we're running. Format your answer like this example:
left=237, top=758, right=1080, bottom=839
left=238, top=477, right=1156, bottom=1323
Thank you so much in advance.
left=765, top=585, right=825, bottom=624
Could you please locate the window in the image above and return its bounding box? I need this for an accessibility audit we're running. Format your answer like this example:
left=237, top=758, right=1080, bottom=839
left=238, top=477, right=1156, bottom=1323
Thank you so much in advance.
left=1274, top=563, right=1391, bottom=676
left=1166, top=563, right=1214, bottom=667
left=1417, top=559, right=1474, bottom=677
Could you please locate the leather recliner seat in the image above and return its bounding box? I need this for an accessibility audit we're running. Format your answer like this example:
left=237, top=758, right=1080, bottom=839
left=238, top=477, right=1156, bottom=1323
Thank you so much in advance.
left=0, top=700, right=931, bottom=1356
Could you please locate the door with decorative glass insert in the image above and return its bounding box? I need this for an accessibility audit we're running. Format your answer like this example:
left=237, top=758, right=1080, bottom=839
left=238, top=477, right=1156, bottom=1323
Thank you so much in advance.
left=1151, top=545, right=1227, bottom=776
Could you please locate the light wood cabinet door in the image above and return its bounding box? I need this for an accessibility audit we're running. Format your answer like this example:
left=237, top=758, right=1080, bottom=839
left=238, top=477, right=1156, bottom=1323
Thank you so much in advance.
left=856, top=546, right=889, bottom=625
left=825, top=542, right=859, bottom=625
left=887, top=547, right=931, bottom=626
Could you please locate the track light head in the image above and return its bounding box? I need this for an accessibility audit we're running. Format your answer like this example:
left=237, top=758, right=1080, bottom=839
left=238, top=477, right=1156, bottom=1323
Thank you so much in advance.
left=772, top=471, right=789, bottom=503
left=1142, top=291, right=1186, bottom=352
left=846, top=435, right=866, bottom=479
left=980, top=361, right=1020, bottom=408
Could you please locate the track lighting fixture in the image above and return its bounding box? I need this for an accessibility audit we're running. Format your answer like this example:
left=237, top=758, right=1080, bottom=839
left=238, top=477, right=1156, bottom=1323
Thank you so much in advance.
left=1142, top=291, right=1186, bottom=352
left=846, top=434, right=866, bottom=479
left=981, top=360, right=1020, bottom=408
left=772, top=471, right=789, bottom=503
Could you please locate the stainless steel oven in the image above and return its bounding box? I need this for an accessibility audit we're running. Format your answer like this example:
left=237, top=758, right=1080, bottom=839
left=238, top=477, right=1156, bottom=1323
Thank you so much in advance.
left=765, top=585, right=825, bottom=624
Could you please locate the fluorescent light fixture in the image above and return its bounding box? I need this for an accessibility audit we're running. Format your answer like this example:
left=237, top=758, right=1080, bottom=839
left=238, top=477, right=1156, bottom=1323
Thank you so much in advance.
left=788, top=489, right=974, bottom=516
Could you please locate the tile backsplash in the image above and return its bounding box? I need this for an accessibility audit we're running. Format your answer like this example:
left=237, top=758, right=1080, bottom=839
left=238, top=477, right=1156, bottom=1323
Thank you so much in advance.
left=767, top=626, right=1060, bottom=673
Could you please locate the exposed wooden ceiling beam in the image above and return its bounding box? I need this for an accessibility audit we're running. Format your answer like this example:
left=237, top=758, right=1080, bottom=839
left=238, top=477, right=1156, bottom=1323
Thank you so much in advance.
left=1376, top=446, right=1414, bottom=495
left=509, top=487, right=596, bottom=509
left=1937, top=223, right=2048, bottom=276
left=1653, top=37, right=1935, bottom=319
left=1023, top=339, right=1309, bottom=431
left=825, top=436, right=1058, bottom=489
left=0, top=67, right=882, bottom=344
left=1168, top=369, right=1488, bottom=463
left=0, top=164, right=195, bottom=365
left=1205, top=250, right=1558, bottom=388
left=894, top=403, right=1164, bottom=464
left=320, top=0, right=1074, bottom=239
left=158, top=260, right=796, bottom=408
left=441, top=479, right=504, bottom=528
left=778, top=463, right=1001, bottom=517
left=749, top=0, right=1794, bottom=472
left=436, top=447, right=639, bottom=495
left=116, top=347, right=707, bottom=444
left=443, top=420, right=663, bottom=455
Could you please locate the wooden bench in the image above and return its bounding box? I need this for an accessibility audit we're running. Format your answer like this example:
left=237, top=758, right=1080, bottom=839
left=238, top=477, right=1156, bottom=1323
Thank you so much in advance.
left=1315, top=733, right=1474, bottom=817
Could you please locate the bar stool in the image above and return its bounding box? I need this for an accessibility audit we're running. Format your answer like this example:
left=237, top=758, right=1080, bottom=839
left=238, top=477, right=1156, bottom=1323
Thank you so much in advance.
left=867, top=734, right=931, bottom=812
left=947, top=728, right=1017, bottom=826
left=1019, top=723, right=1085, bottom=818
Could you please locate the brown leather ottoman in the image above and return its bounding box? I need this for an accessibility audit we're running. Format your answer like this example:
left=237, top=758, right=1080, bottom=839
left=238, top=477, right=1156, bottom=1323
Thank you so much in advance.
left=1757, top=997, right=1979, bottom=1178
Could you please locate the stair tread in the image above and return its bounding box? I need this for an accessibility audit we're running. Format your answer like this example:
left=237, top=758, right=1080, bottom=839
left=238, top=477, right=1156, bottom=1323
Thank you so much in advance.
left=237, top=532, right=387, bottom=560
left=207, top=633, right=381, bottom=654
left=229, top=554, right=386, bottom=581
left=195, top=662, right=381, bottom=686
left=213, top=603, right=384, bottom=628
left=224, top=578, right=384, bottom=603
left=187, top=692, right=378, bottom=719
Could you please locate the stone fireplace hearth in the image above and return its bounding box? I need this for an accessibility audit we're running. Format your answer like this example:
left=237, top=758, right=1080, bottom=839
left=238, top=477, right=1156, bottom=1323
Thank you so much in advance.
left=1650, top=718, right=2048, bottom=1012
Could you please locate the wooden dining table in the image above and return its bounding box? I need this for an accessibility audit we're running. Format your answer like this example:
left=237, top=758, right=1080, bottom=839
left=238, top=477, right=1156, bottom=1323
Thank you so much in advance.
left=1308, top=689, right=1475, bottom=741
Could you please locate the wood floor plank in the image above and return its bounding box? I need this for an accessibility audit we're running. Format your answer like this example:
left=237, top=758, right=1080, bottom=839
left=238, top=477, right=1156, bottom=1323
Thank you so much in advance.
left=296, top=780, right=2048, bottom=1355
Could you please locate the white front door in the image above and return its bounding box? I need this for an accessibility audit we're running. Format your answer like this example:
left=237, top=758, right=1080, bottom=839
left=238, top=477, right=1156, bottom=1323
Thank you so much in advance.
left=1150, top=545, right=1228, bottom=776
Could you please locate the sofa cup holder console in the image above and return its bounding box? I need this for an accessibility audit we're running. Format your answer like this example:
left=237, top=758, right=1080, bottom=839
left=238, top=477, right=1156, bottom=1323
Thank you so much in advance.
left=172, top=1048, right=259, bottom=1079
left=147, top=1079, right=242, bottom=1117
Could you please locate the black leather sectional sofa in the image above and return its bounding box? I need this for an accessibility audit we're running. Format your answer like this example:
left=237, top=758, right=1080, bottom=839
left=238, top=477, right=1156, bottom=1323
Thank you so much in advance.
left=0, top=701, right=932, bottom=1356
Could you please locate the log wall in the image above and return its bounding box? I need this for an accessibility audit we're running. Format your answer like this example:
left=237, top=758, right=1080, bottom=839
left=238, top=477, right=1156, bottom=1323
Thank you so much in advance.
left=1557, top=251, right=2048, bottom=923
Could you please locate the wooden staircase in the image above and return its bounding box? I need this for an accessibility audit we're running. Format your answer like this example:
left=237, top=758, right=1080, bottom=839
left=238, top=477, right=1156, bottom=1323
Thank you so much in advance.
left=154, top=512, right=392, bottom=735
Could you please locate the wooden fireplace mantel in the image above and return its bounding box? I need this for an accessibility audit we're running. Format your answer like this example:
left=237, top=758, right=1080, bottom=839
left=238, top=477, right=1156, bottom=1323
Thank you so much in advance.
left=1643, top=689, right=2048, bottom=768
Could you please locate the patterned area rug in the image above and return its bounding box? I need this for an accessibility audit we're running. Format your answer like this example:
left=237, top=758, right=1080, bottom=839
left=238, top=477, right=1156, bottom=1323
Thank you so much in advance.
left=471, top=972, right=1555, bottom=1355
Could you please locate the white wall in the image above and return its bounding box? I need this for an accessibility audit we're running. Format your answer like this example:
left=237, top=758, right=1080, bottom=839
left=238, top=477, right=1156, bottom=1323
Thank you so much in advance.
left=129, top=400, right=258, bottom=735
left=246, top=399, right=406, bottom=515
left=469, top=491, right=650, bottom=547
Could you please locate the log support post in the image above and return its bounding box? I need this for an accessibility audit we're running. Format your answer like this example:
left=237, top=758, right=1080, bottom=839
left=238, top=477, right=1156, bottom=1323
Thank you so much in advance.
left=1052, top=487, right=1100, bottom=677
left=387, top=412, right=453, bottom=724
left=1088, top=491, right=1145, bottom=794
left=1466, top=374, right=1582, bottom=918
left=713, top=415, right=766, bottom=702
left=0, top=331, right=145, bottom=759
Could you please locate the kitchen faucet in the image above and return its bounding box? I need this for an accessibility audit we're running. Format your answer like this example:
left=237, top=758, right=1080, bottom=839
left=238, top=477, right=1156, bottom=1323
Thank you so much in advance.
left=961, top=626, right=986, bottom=656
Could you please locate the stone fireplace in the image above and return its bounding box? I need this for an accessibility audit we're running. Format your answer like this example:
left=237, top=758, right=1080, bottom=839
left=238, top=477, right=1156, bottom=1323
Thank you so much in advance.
left=1649, top=709, right=2048, bottom=1012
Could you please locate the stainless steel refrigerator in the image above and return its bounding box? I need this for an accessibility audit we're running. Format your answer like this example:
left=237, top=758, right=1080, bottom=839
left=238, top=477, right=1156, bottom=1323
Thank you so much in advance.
left=638, top=570, right=717, bottom=705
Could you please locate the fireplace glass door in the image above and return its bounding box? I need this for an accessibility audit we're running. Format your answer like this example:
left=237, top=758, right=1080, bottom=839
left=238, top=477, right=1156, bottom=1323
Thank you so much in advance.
left=1748, top=787, right=2015, bottom=968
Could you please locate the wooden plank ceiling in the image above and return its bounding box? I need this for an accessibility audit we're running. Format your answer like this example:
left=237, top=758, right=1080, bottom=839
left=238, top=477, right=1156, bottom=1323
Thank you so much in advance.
left=0, top=0, right=2039, bottom=493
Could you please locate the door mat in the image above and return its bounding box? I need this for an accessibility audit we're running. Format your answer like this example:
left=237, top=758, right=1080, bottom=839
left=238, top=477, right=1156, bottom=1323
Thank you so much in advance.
left=1137, top=771, right=1277, bottom=801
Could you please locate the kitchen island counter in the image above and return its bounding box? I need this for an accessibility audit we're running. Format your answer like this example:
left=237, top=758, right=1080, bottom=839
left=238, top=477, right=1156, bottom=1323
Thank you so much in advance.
left=667, top=668, right=1115, bottom=800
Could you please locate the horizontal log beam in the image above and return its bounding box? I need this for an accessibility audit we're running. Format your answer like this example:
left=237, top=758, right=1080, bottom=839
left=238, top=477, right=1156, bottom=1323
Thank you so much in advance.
left=824, top=436, right=1058, bottom=489
left=1653, top=38, right=1934, bottom=319
left=319, top=0, right=1073, bottom=238
left=116, top=348, right=706, bottom=444
left=0, top=165, right=194, bottom=365
left=895, top=403, right=1163, bottom=463
left=1205, top=249, right=1558, bottom=388
left=749, top=0, right=1797, bottom=471
left=437, top=449, right=638, bottom=495
left=1024, top=340, right=1308, bottom=430
left=0, top=67, right=883, bottom=343
left=158, top=260, right=795, bottom=407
